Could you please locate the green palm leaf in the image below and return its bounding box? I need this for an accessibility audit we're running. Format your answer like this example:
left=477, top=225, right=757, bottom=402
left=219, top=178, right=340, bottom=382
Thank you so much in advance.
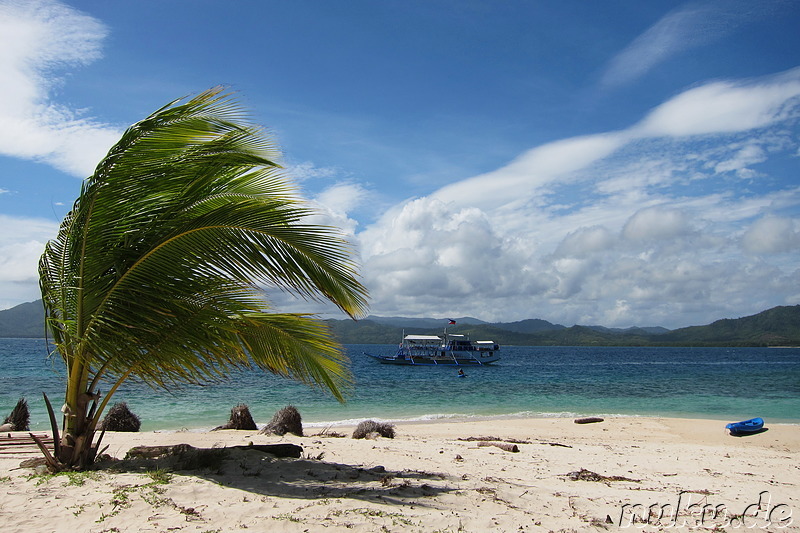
left=39, top=87, right=368, bottom=469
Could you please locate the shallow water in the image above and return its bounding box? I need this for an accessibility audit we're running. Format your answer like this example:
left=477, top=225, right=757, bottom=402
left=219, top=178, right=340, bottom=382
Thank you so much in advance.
left=1, top=339, right=798, bottom=431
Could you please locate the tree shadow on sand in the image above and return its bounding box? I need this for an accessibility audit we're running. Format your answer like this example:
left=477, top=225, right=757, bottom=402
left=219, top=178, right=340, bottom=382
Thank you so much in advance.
left=96, top=441, right=455, bottom=506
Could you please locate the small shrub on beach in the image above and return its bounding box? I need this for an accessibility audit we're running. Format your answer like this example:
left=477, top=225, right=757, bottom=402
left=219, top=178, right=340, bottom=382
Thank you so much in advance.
left=3, top=397, right=30, bottom=431
left=261, top=405, right=303, bottom=436
left=101, top=402, right=141, bottom=432
left=352, top=420, right=395, bottom=439
left=213, top=404, right=257, bottom=431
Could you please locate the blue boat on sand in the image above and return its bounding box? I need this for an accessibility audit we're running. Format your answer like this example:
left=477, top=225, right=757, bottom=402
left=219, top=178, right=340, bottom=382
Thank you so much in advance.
left=366, top=331, right=500, bottom=366
left=725, top=417, right=765, bottom=436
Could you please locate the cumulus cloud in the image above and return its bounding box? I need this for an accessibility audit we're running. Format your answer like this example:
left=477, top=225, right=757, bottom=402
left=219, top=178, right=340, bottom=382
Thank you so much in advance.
left=552, top=226, right=616, bottom=259
left=0, top=0, right=120, bottom=176
left=0, top=214, right=58, bottom=309
left=358, top=69, right=800, bottom=327
left=306, top=181, right=370, bottom=236
left=358, top=197, right=549, bottom=318
left=622, top=207, right=694, bottom=242
left=741, top=216, right=800, bottom=254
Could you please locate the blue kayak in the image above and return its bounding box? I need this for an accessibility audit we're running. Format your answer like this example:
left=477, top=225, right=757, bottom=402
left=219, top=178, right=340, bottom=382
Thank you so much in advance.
left=725, top=417, right=764, bottom=435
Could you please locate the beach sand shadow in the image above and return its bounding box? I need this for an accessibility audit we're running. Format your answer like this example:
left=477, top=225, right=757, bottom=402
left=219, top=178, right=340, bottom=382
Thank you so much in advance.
left=99, top=445, right=455, bottom=506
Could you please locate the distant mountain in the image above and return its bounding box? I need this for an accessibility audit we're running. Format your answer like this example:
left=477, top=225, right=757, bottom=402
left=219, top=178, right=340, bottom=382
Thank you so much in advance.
left=492, top=319, right=566, bottom=334
left=656, top=305, right=800, bottom=346
left=326, top=306, right=800, bottom=346
left=1, top=300, right=798, bottom=346
left=584, top=325, right=670, bottom=335
left=0, top=300, right=45, bottom=338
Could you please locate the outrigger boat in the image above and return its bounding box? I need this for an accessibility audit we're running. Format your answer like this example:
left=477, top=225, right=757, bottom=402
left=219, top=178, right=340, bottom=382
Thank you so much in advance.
left=366, top=331, right=500, bottom=366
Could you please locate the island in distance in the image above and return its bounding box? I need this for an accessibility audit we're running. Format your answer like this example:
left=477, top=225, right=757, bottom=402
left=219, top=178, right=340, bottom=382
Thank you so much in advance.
left=1, top=301, right=799, bottom=347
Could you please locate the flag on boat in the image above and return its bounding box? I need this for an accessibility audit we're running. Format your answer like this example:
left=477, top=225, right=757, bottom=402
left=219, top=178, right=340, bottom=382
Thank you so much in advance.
left=448, top=319, right=456, bottom=325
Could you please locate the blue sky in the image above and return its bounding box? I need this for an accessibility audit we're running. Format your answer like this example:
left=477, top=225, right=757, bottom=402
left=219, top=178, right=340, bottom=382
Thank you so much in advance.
left=1, top=0, right=799, bottom=328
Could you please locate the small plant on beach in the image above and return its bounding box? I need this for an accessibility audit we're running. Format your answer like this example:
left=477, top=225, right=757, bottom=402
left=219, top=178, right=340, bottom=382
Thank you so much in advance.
left=314, top=425, right=346, bottom=438
left=28, top=469, right=102, bottom=486
left=275, top=512, right=303, bottom=523
left=146, top=469, right=173, bottom=484
left=352, top=420, right=396, bottom=439
left=36, top=88, right=369, bottom=471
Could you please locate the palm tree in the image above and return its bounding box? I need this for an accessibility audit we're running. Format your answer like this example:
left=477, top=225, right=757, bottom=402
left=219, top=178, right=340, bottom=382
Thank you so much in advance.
left=36, top=87, right=369, bottom=470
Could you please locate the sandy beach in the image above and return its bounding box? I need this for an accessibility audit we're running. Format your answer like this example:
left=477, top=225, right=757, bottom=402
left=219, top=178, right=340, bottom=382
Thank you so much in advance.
left=1, top=416, right=798, bottom=532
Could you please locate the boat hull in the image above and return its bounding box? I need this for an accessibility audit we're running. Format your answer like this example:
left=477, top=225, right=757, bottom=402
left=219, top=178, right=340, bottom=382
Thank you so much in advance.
left=365, top=352, right=500, bottom=366
left=725, top=417, right=764, bottom=435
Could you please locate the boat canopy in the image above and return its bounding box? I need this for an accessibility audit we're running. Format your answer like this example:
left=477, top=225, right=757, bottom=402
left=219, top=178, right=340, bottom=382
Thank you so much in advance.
left=403, top=335, right=441, bottom=341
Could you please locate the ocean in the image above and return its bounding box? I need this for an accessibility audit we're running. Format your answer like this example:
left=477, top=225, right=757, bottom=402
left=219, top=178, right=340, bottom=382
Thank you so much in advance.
left=1, top=338, right=798, bottom=432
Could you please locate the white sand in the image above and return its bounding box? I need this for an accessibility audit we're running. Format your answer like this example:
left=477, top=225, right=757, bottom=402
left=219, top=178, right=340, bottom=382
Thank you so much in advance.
left=1, top=416, right=798, bottom=532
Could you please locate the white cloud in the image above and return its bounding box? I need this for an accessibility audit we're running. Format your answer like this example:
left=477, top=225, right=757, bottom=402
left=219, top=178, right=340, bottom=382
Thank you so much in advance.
left=430, top=132, right=627, bottom=212
left=741, top=216, right=800, bottom=254
left=0, top=0, right=120, bottom=177
left=622, top=207, right=694, bottom=242
left=357, top=69, right=800, bottom=327
left=713, top=143, right=766, bottom=177
left=287, top=161, right=339, bottom=182
left=552, top=226, right=616, bottom=259
left=601, top=1, right=765, bottom=89
left=0, top=214, right=58, bottom=309
left=636, top=69, right=800, bottom=137
left=358, top=197, right=548, bottom=319
left=306, top=181, right=370, bottom=236
left=602, top=4, right=719, bottom=88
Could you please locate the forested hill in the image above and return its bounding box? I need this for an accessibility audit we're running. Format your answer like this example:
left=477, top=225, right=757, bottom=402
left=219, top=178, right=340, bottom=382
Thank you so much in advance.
left=325, top=306, right=800, bottom=347
left=654, top=305, right=800, bottom=346
left=0, top=300, right=46, bottom=338
left=1, top=300, right=799, bottom=346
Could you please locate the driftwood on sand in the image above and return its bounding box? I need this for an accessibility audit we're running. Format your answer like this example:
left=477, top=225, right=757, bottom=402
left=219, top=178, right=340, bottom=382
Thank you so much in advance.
left=125, top=442, right=303, bottom=460
left=457, top=435, right=531, bottom=444
left=477, top=441, right=520, bottom=452
left=566, top=468, right=639, bottom=483
left=0, top=433, right=53, bottom=455
left=574, top=417, right=604, bottom=424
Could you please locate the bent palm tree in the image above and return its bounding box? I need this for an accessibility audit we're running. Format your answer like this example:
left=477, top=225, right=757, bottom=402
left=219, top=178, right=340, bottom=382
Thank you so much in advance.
left=37, top=88, right=368, bottom=470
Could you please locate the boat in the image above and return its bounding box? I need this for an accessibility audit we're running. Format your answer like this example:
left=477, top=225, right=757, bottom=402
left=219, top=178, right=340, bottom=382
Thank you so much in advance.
left=365, top=331, right=500, bottom=366
left=725, top=417, right=764, bottom=435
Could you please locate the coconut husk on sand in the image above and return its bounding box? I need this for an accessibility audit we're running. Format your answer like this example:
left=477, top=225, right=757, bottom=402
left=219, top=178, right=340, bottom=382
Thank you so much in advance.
left=100, top=402, right=141, bottom=432
left=260, top=405, right=303, bottom=436
left=2, top=397, right=29, bottom=431
left=212, top=404, right=257, bottom=431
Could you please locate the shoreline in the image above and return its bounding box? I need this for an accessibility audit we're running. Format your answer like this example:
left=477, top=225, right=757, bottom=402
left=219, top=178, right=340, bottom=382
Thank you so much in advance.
left=2, top=415, right=798, bottom=532
left=157, top=410, right=800, bottom=434
left=19, top=408, right=800, bottom=435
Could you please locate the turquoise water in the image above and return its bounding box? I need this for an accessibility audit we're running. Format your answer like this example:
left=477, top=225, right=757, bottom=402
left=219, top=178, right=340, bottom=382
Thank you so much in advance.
left=1, top=339, right=799, bottom=431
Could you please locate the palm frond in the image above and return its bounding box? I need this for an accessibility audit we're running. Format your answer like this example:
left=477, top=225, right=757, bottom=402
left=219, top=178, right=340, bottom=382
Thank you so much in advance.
left=40, top=87, right=368, bottom=407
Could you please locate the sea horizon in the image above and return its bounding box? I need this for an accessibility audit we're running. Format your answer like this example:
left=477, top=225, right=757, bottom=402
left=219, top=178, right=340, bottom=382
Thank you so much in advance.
left=2, top=339, right=799, bottom=432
